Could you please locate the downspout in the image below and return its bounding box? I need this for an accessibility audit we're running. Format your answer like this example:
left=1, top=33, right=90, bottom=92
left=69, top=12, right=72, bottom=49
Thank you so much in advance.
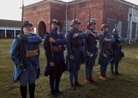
left=129, top=13, right=132, bottom=44
left=66, top=3, right=68, bottom=33
left=129, top=5, right=134, bottom=44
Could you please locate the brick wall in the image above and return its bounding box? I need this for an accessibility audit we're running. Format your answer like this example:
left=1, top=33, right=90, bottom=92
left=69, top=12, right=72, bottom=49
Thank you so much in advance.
left=67, top=0, right=104, bottom=34
left=50, top=2, right=66, bottom=33
left=23, top=0, right=133, bottom=37
left=103, top=0, right=129, bottom=24
left=24, top=2, right=50, bottom=38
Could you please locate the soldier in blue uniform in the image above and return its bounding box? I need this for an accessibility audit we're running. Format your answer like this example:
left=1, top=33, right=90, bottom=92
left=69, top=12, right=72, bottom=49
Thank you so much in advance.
left=110, top=29, right=125, bottom=76
left=10, top=21, right=42, bottom=98
left=98, top=24, right=115, bottom=81
left=84, top=21, right=100, bottom=84
left=65, top=19, right=88, bottom=90
left=44, top=19, right=67, bottom=97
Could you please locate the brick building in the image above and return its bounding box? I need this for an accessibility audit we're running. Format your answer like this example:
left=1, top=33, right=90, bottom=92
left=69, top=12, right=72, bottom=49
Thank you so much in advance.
left=24, top=0, right=138, bottom=42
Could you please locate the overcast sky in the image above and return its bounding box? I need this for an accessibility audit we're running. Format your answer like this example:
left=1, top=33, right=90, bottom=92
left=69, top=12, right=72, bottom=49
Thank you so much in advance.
left=0, top=0, right=138, bottom=21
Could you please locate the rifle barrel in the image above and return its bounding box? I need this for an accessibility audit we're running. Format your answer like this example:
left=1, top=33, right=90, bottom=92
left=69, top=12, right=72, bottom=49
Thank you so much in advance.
left=20, top=0, right=25, bottom=65
left=89, top=10, right=91, bottom=29
left=73, top=8, right=76, bottom=34
left=49, top=7, right=55, bottom=63
left=71, top=8, right=76, bottom=56
left=21, top=0, right=24, bottom=34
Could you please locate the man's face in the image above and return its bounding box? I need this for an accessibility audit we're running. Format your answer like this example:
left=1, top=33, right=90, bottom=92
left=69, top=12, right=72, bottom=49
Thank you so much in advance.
left=74, top=23, right=80, bottom=29
left=115, top=32, right=119, bottom=35
left=51, top=23, right=58, bottom=31
left=103, top=27, right=109, bottom=33
left=89, top=24, right=95, bottom=29
left=23, top=26, right=32, bottom=32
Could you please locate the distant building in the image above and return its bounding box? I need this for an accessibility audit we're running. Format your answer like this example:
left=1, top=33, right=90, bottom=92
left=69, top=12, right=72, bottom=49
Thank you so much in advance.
left=0, top=19, right=21, bottom=38
left=23, top=0, right=138, bottom=42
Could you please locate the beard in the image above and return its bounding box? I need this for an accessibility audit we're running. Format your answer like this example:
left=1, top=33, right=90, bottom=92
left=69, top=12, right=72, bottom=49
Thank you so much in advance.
left=105, top=30, right=109, bottom=33
left=53, top=27, right=58, bottom=31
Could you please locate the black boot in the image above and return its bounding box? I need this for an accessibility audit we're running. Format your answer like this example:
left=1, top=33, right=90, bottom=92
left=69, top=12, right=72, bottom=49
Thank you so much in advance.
left=55, top=90, right=64, bottom=95
left=51, top=91, right=57, bottom=98
left=20, top=85, right=27, bottom=98
left=29, top=83, right=35, bottom=98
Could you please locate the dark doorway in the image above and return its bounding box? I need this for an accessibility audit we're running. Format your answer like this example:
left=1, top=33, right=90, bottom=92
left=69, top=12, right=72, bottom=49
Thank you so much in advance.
left=7, top=30, right=14, bottom=38
left=38, top=21, right=46, bottom=39
left=121, top=20, right=128, bottom=38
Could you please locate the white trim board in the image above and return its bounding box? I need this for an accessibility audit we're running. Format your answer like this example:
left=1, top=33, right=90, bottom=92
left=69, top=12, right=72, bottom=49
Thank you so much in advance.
left=0, top=27, right=21, bottom=30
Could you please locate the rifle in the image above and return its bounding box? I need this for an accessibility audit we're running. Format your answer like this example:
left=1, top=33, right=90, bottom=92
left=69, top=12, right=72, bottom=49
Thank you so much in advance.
left=49, top=7, right=55, bottom=63
left=72, top=8, right=76, bottom=35
left=115, top=16, right=119, bottom=30
left=71, top=8, right=76, bottom=55
left=113, top=16, right=120, bottom=57
left=18, top=0, right=25, bottom=67
left=83, top=15, right=85, bottom=30
left=88, top=10, right=91, bottom=30
left=87, top=11, right=91, bottom=52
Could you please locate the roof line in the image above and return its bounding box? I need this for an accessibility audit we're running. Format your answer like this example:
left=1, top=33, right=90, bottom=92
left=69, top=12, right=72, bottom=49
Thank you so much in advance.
left=24, top=0, right=66, bottom=9
left=0, top=19, right=21, bottom=22
left=112, top=0, right=138, bottom=8
left=24, top=0, right=138, bottom=9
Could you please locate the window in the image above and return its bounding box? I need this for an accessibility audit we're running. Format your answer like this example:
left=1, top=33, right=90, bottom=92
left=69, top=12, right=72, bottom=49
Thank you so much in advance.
left=79, top=2, right=86, bottom=8
left=124, top=4, right=128, bottom=10
left=0, top=30, right=5, bottom=38
left=16, top=30, right=20, bottom=36
left=33, top=6, right=37, bottom=11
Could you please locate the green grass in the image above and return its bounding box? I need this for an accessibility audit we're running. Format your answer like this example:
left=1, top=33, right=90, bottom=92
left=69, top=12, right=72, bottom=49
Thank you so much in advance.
left=0, top=39, right=138, bottom=98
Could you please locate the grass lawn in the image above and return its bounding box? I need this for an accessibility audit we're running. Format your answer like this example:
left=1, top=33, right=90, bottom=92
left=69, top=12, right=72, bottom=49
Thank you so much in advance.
left=0, top=39, right=138, bottom=98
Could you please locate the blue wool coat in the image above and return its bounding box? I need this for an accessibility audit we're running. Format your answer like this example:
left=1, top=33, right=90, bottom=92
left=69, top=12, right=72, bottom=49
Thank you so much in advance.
left=44, top=32, right=67, bottom=76
left=65, top=28, right=88, bottom=72
left=10, top=35, right=42, bottom=82
left=85, top=29, right=100, bottom=66
left=110, top=35, right=125, bottom=64
left=98, top=32, right=115, bottom=65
